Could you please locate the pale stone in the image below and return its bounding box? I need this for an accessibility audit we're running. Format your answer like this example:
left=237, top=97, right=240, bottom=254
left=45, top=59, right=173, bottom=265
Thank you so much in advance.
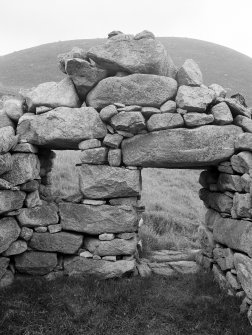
left=100, top=105, right=118, bottom=122
left=48, top=224, right=62, bottom=234
left=0, top=126, right=18, bottom=154
left=232, top=193, right=251, bottom=218
left=176, top=59, right=203, bottom=87
left=79, top=164, right=141, bottom=199
left=16, top=203, right=59, bottom=228
left=34, top=227, right=47, bottom=233
left=60, top=203, right=138, bottom=234
left=29, top=232, right=83, bottom=254
left=17, top=107, right=107, bottom=149
left=140, top=107, right=160, bottom=119
left=12, top=143, right=38, bottom=153
left=160, top=100, right=176, bottom=113
left=217, top=173, right=243, bottom=192
left=147, top=113, right=184, bottom=132
left=0, top=153, right=13, bottom=176
left=0, top=110, right=15, bottom=129
left=134, top=30, right=155, bottom=40
left=15, top=251, right=57, bottom=275
left=3, top=240, right=27, bottom=256
left=80, top=250, right=93, bottom=258
left=209, top=83, right=227, bottom=99
left=176, top=86, right=214, bottom=112
left=86, top=74, right=178, bottom=110
left=117, top=105, right=141, bottom=112
left=3, top=98, right=24, bottom=122
left=82, top=199, right=106, bottom=206
left=183, top=112, right=214, bottom=127
left=80, top=147, right=108, bottom=164
left=234, top=115, right=252, bottom=132
left=108, top=149, right=121, bottom=167
left=103, top=134, right=123, bottom=148
left=36, top=106, right=52, bottom=115
left=25, top=190, right=42, bottom=208
left=2, top=153, right=40, bottom=186
left=114, top=103, right=125, bottom=108
left=102, top=256, right=117, bottom=262
left=234, top=253, right=252, bottom=300
left=64, top=257, right=135, bottom=279
left=99, top=233, right=115, bottom=241
left=78, top=139, right=101, bottom=150
left=199, top=189, right=233, bottom=214
left=231, top=152, right=252, bottom=174
left=110, top=112, right=146, bottom=134
left=211, top=102, right=233, bottom=125
left=235, top=133, right=252, bottom=152
left=20, top=227, right=33, bottom=241
left=122, top=125, right=242, bottom=168
left=93, top=255, right=101, bottom=260
left=149, top=249, right=199, bottom=262
left=0, top=217, right=21, bottom=253
left=24, top=77, right=80, bottom=108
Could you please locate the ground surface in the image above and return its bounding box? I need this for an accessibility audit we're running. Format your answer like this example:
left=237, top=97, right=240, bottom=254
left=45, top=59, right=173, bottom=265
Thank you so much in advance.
left=0, top=272, right=250, bottom=335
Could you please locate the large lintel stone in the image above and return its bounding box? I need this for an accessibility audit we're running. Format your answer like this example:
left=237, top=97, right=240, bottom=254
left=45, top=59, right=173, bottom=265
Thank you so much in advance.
left=121, top=125, right=243, bottom=168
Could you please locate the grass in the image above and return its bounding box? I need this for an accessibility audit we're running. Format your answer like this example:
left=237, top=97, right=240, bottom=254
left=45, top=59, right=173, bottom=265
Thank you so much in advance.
left=0, top=272, right=250, bottom=335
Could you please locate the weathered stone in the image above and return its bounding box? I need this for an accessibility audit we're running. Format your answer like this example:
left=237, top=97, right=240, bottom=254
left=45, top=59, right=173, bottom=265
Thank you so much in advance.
left=78, top=139, right=101, bottom=150
left=80, top=147, right=108, bottom=165
left=103, top=134, right=123, bottom=148
left=147, top=113, right=184, bottom=132
left=0, top=178, right=17, bottom=191
left=234, top=253, right=252, bottom=300
left=36, top=106, right=52, bottom=115
left=160, top=100, right=176, bottom=113
left=79, top=164, right=141, bottom=198
left=0, top=153, right=12, bottom=176
left=0, top=217, right=21, bottom=253
left=48, top=224, right=62, bottom=234
left=199, top=188, right=233, bottom=213
left=3, top=240, right=27, bottom=256
left=100, top=105, right=118, bottom=122
left=0, top=270, right=14, bottom=288
left=110, top=112, right=146, bottom=134
left=117, top=130, right=134, bottom=138
left=16, top=203, right=59, bottom=228
left=12, top=143, right=38, bottom=153
left=168, top=261, right=199, bottom=274
left=149, top=249, right=199, bottom=262
left=80, top=250, right=93, bottom=258
left=213, top=247, right=234, bottom=271
left=20, top=180, right=39, bottom=192
left=109, top=197, right=138, bottom=206
left=176, top=59, right=203, bottom=87
left=102, top=256, right=117, bottom=262
left=84, top=236, right=137, bottom=256
left=209, top=84, right=227, bottom=99
left=24, top=77, right=80, bottom=108
left=99, top=233, right=115, bottom=241
left=57, top=47, right=88, bottom=73
left=17, top=107, right=107, bottom=149
left=87, top=33, right=175, bottom=77
left=29, top=232, right=83, bottom=254
left=25, top=190, right=42, bottom=208
left=2, top=153, right=40, bottom=186
left=86, top=74, right=177, bottom=110
left=232, top=193, right=251, bottom=218
left=122, top=125, right=242, bottom=168
left=64, top=257, right=135, bottom=279
left=117, top=105, right=141, bottom=112
left=108, top=149, right=121, bottom=167
left=82, top=199, right=106, bottom=206
left=0, top=190, right=26, bottom=215
left=35, top=227, right=47, bottom=233
left=65, top=58, right=108, bottom=99
left=93, top=255, right=101, bottom=260
left=226, top=271, right=241, bottom=290
left=235, top=133, right=252, bottom=152
left=211, top=102, right=233, bottom=125
left=225, top=98, right=251, bottom=118
left=234, top=115, right=252, bottom=133
left=0, top=257, right=9, bottom=279
left=218, top=161, right=234, bottom=174
left=241, top=174, right=251, bottom=193
left=148, top=262, right=175, bottom=276
left=60, top=203, right=138, bottom=234
left=183, top=112, right=214, bottom=127
left=0, top=126, right=18, bottom=154
left=213, top=216, right=252, bottom=257
left=20, top=227, right=33, bottom=241
left=15, top=251, right=57, bottom=275
left=176, top=86, right=214, bottom=112
left=3, top=98, right=24, bottom=122
left=0, top=110, right=15, bottom=129
left=217, top=173, right=243, bottom=192
left=231, top=152, right=252, bottom=174
left=140, top=107, right=160, bottom=119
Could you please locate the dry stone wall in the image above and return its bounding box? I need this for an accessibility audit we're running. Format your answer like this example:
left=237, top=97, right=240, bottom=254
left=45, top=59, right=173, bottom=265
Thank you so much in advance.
left=1, top=30, right=252, bottom=321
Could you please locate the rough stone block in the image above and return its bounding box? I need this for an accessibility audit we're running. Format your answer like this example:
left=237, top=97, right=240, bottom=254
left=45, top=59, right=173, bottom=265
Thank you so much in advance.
left=176, top=86, right=214, bottom=112
left=199, top=188, right=233, bottom=214
left=80, top=147, right=108, bottom=164
left=0, top=190, right=26, bottom=215
left=147, top=113, right=184, bottom=131
left=15, top=251, right=57, bottom=275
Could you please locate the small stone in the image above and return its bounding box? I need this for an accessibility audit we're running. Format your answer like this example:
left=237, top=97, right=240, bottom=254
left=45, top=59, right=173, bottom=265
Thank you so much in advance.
left=99, top=233, right=115, bottom=241
left=136, top=262, right=152, bottom=277
left=0, top=190, right=26, bottom=215
left=199, top=188, right=233, bottom=214
left=93, top=255, right=101, bottom=260
left=209, top=84, right=227, bottom=99
left=20, top=180, right=40, bottom=192
left=110, top=112, right=146, bottom=134
left=126, top=166, right=139, bottom=170
left=117, top=130, right=134, bottom=138
left=235, top=133, right=252, bottom=152
left=102, top=256, right=116, bottom=262
left=117, top=232, right=136, bottom=240
left=15, top=251, right=57, bottom=275
left=82, top=199, right=106, bottom=205
left=117, top=105, right=141, bottom=112
left=3, top=240, right=27, bottom=256
left=48, top=224, right=62, bottom=234
left=231, top=152, right=252, bottom=174
left=80, top=250, right=93, bottom=258
left=140, top=107, right=160, bottom=119
left=80, top=147, right=108, bottom=165
left=103, top=134, right=123, bottom=148
left=25, top=190, right=42, bottom=208
left=211, top=102, right=233, bottom=125
left=108, top=149, right=122, bottom=167
left=177, top=108, right=187, bottom=115
left=234, top=115, right=252, bottom=132
left=114, top=103, right=125, bottom=108
left=36, top=106, right=52, bottom=114
left=160, top=100, right=176, bottom=113
left=183, top=113, right=214, bottom=127
left=176, top=59, right=203, bottom=87
left=12, top=143, right=38, bottom=153
left=78, top=139, right=101, bottom=150
left=34, top=227, right=47, bottom=232
left=100, top=105, right=118, bottom=122
left=147, top=113, right=184, bottom=131
left=107, top=124, right=114, bottom=133
left=20, top=227, right=33, bottom=241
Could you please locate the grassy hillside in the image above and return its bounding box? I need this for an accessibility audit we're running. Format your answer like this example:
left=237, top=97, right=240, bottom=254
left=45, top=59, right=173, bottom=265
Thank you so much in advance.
left=0, top=37, right=252, bottom=105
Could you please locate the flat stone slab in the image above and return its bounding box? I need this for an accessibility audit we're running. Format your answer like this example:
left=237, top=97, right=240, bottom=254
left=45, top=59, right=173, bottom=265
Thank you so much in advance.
left=17, top=107, right=107, bottom=149
left=64, top=256, right=135, bottom=279
left=121, top=125, right=243, bottom=168
left=60, top=203, right=138, bottom=234
left=14, top=251, right=57, bottom=275
left=149, top=249, right=200, bottom=263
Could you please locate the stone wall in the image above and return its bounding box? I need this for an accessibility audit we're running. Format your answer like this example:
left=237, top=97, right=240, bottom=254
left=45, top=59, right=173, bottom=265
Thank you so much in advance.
left=1, top=30, right=252, bottom=321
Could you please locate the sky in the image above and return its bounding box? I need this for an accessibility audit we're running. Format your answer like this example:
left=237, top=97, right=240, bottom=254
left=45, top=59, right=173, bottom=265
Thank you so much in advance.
left=0, top=0, right=252, bottom=57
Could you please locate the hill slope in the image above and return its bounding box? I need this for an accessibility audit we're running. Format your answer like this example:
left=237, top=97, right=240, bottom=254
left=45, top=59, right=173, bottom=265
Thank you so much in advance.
left=0, top=37, right=252, bottom=105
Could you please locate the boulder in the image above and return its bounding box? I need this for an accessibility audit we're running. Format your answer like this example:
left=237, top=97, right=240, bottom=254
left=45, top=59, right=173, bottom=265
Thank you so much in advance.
left=183, top=113, right=214, bottom=127
left=110, top=112, right=146, bottom=134
left=232, top=193, right=251, bottom=218
left=2, top=153, right=40, bottom=186
left=234, top=115, right=252, bottom=133
left=199, top=189, right=233, bottom=214
left=176, top=86, right=214, bottom=112
left=15, top=251, right=57, bottom=275
left=86, top=74, right=177, bottom=110
left=121, top=125, right=242, bottom=168
left=231, top=152, right=252, bottom=174
left=147, top=113, right=184, bottom=131
left=79, top=164, right=141, bottom=198
left=29, top=232, right=83, bottom=254
left=80, top=147, right=108, bottom=164
left=3, top=240, right=27, bottom=256
left=17, top=107, right=107, bottom=149
left=64, top=257, right=135, bottom=279
left=0, top=217, right=21, bottom=253
left=84, top=236, right=138, bottom=256
left=24, top=77, right=80, bottom=108
left=0, top=153, right=13, bottom=176
left=16, top=203, right=59, bottom=228
left=234, top=253, right=252, bottom=300
left=211, top=102, right=233, bottom=125
left=0, top=257, right=9, bottom=279
left=60, top=203, right=138, bottom=234
left=0, top=110, right=15, bottom=129
left=176, top=59, right=203, bottom=86
left=0, top=126, right=18, bottom=154
left=3, top=98, right=24, bottom=122
left=65, top=58, right=108, bottom=100
left=87, top=32, right=175, bottom=77
left=235, top=133, right=252, bottom=152
left=0, top=190, right=26, bottom=215
left=213, top=216, right=252, bottom=257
